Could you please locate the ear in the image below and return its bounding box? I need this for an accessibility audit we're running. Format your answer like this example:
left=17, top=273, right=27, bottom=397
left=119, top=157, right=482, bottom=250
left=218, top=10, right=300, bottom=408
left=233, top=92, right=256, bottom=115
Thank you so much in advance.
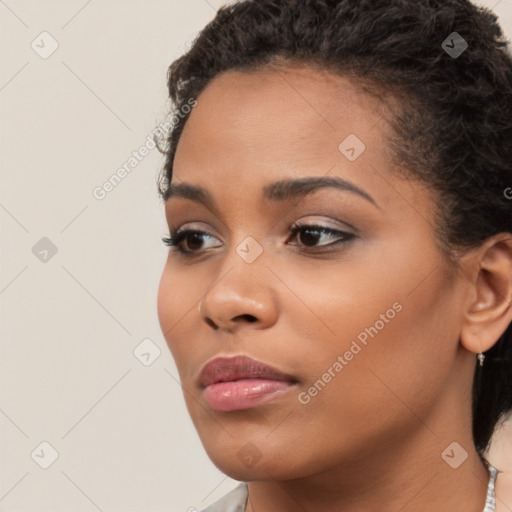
left=459, top=233, right=512, bottom=356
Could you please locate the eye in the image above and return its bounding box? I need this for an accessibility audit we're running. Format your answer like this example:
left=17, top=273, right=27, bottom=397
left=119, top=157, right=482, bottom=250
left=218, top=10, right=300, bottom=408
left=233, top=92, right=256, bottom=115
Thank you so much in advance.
left=287, top=223, right=355, bottom=250
left=162, top=223, right=355, bottom=256
left=162, top=229, right=221, bottom=255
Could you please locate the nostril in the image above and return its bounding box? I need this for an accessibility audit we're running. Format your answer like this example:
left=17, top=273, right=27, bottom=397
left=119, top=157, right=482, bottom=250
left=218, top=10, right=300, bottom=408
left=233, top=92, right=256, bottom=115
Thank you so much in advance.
left=204, top=314, right=257, bottom=330
left=205, top=318, right=218, bottom=329
left=237, top=314, right=257, bottom=323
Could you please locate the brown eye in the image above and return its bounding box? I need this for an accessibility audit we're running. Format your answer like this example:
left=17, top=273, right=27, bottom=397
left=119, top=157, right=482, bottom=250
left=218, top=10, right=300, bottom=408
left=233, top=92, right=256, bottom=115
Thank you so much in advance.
left=162, top=230, right=220, bottom=255
left=288, top=224, right=355, bottom=249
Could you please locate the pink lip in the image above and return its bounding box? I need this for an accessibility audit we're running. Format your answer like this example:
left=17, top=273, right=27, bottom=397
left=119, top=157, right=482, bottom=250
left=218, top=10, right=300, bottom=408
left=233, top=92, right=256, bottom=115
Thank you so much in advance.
left=198, top=355, right=298, bottom=412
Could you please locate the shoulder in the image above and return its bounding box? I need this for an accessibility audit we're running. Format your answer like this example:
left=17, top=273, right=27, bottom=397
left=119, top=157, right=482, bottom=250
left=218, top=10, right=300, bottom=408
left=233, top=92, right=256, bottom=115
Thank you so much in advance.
left=198, top=482, right=248, bottom=512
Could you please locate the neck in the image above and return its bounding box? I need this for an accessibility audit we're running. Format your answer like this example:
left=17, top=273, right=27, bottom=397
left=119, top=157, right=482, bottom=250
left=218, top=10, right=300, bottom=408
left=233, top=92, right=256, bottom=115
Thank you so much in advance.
left=245, top=427, right=491, bottom=512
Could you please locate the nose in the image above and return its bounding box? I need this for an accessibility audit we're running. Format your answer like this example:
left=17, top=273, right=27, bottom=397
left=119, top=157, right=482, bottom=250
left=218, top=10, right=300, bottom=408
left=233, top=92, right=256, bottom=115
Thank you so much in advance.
left=198, top=266, right=279, bottom=333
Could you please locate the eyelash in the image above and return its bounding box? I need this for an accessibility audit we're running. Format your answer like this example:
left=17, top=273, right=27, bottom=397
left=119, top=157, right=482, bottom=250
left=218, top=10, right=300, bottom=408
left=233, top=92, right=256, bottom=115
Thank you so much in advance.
left=161, top=224, right=355, bottom=256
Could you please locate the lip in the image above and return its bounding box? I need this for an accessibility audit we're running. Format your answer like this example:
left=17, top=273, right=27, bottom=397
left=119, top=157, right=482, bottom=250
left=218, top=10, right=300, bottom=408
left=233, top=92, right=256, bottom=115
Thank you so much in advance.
left=198, top=355, right=298, bottom=412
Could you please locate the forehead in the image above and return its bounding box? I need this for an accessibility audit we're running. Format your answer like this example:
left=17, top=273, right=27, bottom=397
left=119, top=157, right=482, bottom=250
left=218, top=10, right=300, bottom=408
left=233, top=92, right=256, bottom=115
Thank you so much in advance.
left=171, top=64, right=415, bottom=221
left=167, top=66, right=443, bottom=253
left=173, top=64, right=391, bottom=173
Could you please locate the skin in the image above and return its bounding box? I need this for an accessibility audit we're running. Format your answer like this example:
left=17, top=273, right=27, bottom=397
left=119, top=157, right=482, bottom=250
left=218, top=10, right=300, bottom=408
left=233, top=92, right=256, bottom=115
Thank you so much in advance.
left=157, top=64, right=512, bottom=512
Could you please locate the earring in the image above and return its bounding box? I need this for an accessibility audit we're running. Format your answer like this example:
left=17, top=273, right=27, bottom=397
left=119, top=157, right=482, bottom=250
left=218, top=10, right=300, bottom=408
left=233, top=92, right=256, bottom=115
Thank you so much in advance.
left=477, top=352, right=486, bottom=367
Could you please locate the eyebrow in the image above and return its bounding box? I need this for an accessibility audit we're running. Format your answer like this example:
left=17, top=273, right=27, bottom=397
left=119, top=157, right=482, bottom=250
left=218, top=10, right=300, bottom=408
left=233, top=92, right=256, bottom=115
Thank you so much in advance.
left=164, top=176, right=379, bottom=211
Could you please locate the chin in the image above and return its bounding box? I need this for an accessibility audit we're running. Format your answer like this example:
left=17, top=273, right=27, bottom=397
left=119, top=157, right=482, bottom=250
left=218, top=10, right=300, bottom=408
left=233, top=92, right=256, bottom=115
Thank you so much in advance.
left=199, top=435, right=313, bottom=482
left=209, top=457, right=268, bottom=482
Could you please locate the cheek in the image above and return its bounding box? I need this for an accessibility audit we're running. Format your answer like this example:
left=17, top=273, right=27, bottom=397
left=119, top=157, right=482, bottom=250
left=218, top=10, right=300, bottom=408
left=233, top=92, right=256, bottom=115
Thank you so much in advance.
left=157, top=263, right=211, bottom=385
left=156, top=265, right=190, bottom=357
left=288, top=246, right=456, bottom=411
left=156, top=268, right=173, bottom=337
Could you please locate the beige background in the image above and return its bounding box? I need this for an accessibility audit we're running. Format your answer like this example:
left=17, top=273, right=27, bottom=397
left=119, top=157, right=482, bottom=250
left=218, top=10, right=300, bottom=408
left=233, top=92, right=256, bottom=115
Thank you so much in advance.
left=1, top=1, right=511, bottom=511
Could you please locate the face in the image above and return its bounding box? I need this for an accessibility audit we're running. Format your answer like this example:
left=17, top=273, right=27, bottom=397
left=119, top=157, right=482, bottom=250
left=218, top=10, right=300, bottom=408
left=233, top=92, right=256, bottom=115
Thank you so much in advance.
left=157, top=65, right=474, bottom=481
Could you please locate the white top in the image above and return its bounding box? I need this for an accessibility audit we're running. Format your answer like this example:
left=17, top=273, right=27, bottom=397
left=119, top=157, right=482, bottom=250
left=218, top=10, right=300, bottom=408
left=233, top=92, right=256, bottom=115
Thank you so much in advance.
left=200, top=483, right=248, bottom=512
left=199, top=463, right=499, bottom=512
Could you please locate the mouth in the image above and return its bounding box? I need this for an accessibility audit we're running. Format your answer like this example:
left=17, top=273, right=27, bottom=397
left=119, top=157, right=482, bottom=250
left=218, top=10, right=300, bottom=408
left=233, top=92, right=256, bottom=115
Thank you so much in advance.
left=198, top=355, right=299, bottom=412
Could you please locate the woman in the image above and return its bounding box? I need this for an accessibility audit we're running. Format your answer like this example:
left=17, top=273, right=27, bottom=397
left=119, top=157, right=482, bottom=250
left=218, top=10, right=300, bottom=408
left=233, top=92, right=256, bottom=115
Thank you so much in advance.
left=156, top=0, right=512, bottom=510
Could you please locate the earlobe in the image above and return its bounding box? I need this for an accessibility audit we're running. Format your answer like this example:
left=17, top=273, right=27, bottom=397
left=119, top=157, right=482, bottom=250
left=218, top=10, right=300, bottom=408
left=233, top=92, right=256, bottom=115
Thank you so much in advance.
left=459, top=234, right=512, bottom=356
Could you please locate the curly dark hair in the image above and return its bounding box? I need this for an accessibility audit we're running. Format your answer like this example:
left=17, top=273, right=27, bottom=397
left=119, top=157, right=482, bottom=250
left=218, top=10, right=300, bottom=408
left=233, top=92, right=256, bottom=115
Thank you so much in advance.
left=156, top=0, right=512, bottom=456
